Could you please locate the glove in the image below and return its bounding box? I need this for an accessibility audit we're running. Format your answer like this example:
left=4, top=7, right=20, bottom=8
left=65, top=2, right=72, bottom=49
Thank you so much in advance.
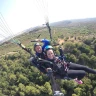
left=46, top=68, right=52, bottom=72
left=29, top=56, right=39, bottom=62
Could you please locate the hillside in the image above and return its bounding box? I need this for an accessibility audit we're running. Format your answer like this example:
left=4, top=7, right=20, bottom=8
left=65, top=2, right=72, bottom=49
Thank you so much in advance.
left=51, top=18, right=96, bottom=27
left=0, top=17, right=96, bottom=56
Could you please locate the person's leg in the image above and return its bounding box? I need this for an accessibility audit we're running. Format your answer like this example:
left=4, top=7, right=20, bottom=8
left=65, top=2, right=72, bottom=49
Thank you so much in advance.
left=67, top=70, right=86, bottom=80
left=68, top=62, right=96, bottom=74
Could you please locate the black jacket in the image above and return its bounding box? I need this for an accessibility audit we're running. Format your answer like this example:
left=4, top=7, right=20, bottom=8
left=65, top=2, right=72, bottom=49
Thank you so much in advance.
left=31, top=57, right=53, bottom=74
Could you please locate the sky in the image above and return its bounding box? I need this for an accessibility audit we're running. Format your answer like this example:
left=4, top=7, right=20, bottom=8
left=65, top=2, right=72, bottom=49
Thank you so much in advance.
left=0, top=0, right=96, bottom=41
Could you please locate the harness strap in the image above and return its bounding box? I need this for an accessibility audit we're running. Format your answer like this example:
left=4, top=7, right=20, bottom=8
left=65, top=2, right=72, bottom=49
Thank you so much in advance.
left=54, top=58, right=69, bottom=72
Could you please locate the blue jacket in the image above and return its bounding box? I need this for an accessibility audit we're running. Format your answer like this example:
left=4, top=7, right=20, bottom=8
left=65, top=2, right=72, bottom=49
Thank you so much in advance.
left=41, top=39, right=50, bottom=51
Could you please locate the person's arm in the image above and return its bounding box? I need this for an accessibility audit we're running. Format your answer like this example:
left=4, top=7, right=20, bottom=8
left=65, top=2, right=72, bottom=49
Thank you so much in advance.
left=30, top=57, right=53, bottom=74
left=59, top=48, right=66, bottom=61
left=18, top=43, right=32, bottom=56
left=41, top=39, right=50, bottom=43
left=34, top=39, right=50, bottom=43
left=41, top=39, right=51, bottom=51
left=34, top=39, right=42, bottom=42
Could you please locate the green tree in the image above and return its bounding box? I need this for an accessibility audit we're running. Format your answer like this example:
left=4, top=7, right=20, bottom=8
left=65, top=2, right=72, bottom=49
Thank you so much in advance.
left=64, top=42, right=76, bottom=53
left=78, top=44, right=91, bottom=54
left=78, top=53, right=89, bottom=65
left=9, top=74, right=17, bottom=85
left=94, top=43, right=96, bottom=55
left=89, top=55, right=96, bottom=68
left=68, top=54, right=77, bottom=63
left=18, top=74, right=29, bottom=84
left=19, top=91, right=25, bottom=96
left=74, top=87, right=82, bottom=96
left=18, top=83, right=25, bottom=92
left=25, top=85, right=40, bottom=96
left=71, top=48, right=81, bottom=58
left=44, top=82, right=52, bottom=95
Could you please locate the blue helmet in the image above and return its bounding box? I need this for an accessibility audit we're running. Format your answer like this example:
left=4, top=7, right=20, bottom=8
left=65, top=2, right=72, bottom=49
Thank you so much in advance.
left=44, top=45, right=53, bottom=52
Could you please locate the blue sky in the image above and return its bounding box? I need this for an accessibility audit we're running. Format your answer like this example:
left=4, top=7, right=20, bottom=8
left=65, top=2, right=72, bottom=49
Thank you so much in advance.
left=0, top=0, right=96, bottom=41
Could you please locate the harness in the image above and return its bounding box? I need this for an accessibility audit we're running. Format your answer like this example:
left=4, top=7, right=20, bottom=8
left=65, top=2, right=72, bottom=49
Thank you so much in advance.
left=32, top=57, right=53, bottom=73
left=54, top=57, right=69, bottom=75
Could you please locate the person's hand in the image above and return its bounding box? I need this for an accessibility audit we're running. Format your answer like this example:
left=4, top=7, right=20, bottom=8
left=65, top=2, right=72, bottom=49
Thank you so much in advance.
left=29, top=56, right=38, bottom=62
left=29, top=57, right=34, bottom=62
left=35, top=39, right=41, bottom=42
left=21, top=44, right=26, bottom=48
left=35, top=39, right=38, bottom=41
left=46, top=68, right=52, bottom=72
left=35, top=39, right=42, bottom=42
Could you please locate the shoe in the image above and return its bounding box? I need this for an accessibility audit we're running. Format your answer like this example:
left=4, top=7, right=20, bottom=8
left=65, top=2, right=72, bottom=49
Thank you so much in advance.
left=54, top=91, right=64, bottom=96
left=74, top=78, right=83, bottom=84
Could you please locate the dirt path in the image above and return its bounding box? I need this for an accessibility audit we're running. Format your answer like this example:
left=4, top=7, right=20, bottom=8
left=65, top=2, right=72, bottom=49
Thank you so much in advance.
left=58, top=36, right=81, bottom=44
left=58, top=38, right=64, bottom=44
left=7, top=52, right=18, bottom=55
